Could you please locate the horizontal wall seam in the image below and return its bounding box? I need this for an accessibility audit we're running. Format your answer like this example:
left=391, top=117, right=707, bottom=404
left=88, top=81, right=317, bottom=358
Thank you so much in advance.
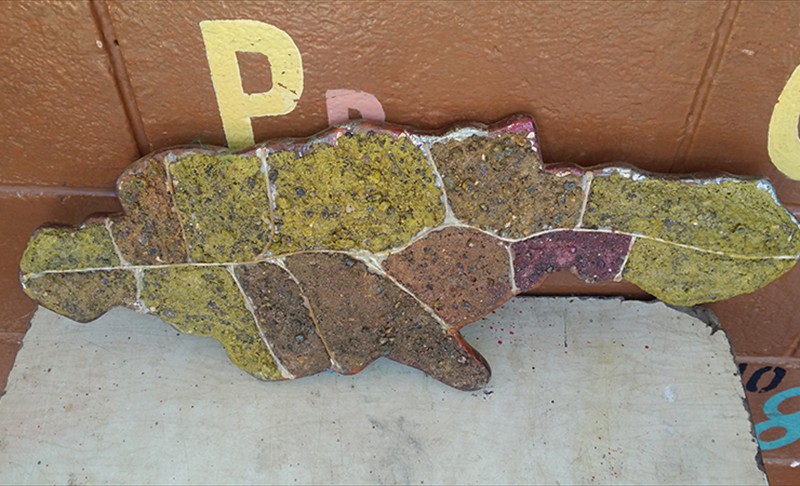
left=0, top=185, right=117, bottom=198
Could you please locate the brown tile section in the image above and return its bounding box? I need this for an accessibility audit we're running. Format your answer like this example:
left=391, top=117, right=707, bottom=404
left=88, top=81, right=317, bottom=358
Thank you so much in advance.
left=285, top=252, right=490, bottom=390
left=107, top=0, right=723, bottom=172
left=383, top=227, right=514, bottom=330
left=0, top=191, right=121, bottom=392
left=430, top=133, right=583, bottom=237
left=682, top=2, right=800, bottom=205
left=0, top=1, right=140, bottom=188
left=235, top=262, right=330, bottom=378
left=112, top=155, right=189, bottom=264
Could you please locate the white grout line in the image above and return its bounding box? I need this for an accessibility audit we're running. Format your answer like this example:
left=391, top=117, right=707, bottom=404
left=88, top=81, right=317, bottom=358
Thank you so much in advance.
left=576, top=172, right=593, bottom=229
left=22, top=225, right=800, bottom=281
left=271, top=258, right=341, bottom=372
left=411, top=135, right=462, bottom=226
left=104, top=219, right=130, bottom=267
left=162, top=153, right=193, bottom=261
left=133, top=267, right=146, bottom=313
left=505, top=242, right=519, bottom=294
left=256, top=147, right=276, bottom=259
left=415, top=126, right=489, bottom=145
left=227, top=264, right=295, bottom=380
left=614, top=236, right=637, bottom=282
left=357, top=255, right=454, bottom=332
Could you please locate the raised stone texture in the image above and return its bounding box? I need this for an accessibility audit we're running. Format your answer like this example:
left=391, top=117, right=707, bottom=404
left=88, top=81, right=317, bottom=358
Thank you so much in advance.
left=16, top=116, right=800, bottom=390
left=430, top=132, right=583, bottom=238
left=583, top=171, right=800, bottom=256
left=623, top=239, right=797, bottom=306
left=22, top=270, right=136, bottom=323
left=168, top=152, right=271, bottom=263
left=383, top=226, right=514, bottom=329
left=140, top=266, right=282, bottom=381
left=268, top=129, right=445, bottom=254
left=235, top=262, right=330, bottom=378
left=512, top=230, right=632, bottom=291
left=111, top=156, right=189, bottom=265
left=20, top=223, right=119, bottom=274
left=285, top=252, right=490, bottom=390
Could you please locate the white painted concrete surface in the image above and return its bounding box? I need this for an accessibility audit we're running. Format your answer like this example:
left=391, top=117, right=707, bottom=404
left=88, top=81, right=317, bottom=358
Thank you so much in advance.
left=0, top=298, right=765, bottom=485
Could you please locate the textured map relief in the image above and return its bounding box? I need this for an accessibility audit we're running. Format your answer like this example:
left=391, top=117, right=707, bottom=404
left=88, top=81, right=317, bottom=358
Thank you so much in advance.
left=20, top=116, right=800, bottom=390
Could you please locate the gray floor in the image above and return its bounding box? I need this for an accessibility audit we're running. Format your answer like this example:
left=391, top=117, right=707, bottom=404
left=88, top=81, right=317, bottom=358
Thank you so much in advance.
left=0, top=297, right=764, bottom=485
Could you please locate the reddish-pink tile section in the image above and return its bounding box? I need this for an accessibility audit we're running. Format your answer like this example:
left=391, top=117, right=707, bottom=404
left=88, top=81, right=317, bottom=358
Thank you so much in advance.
left=512, top=231, right=632, bottom=291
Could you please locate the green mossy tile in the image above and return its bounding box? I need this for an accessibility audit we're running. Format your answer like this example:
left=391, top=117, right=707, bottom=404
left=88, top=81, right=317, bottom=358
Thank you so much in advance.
left=169, top=153, right=271, bottom=262
left=623, top=238, right=797, bottom=306
left=268, top=131, right=445, bottom=253
left=141, top=266, right=282, bottom=380
left=584, top=172, right=800, bottom=256
left=20, top=223, right=120, bottom=274
left=22, top=270, right=136, bottom=323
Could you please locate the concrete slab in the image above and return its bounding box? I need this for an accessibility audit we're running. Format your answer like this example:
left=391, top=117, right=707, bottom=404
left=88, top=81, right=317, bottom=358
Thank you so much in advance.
left=0, top=297, right=764, bottom=485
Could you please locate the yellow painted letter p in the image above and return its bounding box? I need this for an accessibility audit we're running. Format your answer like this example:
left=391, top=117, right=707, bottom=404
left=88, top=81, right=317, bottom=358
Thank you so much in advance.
left=200, top=20, right=303, bottom=148
left=769, top=64, right=800, bottom=180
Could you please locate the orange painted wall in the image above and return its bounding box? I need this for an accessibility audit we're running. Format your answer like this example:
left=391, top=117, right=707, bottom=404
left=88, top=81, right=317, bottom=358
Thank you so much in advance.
left=2, top=2, right=800, bottom=481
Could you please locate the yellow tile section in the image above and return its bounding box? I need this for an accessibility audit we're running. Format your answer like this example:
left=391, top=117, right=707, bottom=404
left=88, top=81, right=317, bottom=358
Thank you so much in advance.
left=584, top=173, right=800, bottom=256
left=623, top=238, right=797, bottom=306
left=141, top=266, right=281, bottom=380
left=20, top=223, right=120, bottom=274
left=268, top=132, right=445, bottom=253
left=169, top=153, right=271, bottom=262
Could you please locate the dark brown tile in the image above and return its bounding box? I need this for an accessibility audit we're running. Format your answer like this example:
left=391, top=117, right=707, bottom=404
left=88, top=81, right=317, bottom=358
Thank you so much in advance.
left=112, top=155, right=189, bottom=265
left=235, top=262, right=330, bottom=378
left=383, top=226, right=514, bottom=330
left=430, top=128, right=582, bottom=238
left=285, top=252, right=490, bottom=390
